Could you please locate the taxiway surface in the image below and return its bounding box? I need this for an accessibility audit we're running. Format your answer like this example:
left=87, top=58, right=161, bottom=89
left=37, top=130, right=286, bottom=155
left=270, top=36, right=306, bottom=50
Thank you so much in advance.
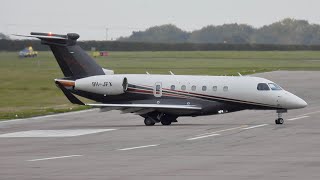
left=0, top=71, right=319, bottom=180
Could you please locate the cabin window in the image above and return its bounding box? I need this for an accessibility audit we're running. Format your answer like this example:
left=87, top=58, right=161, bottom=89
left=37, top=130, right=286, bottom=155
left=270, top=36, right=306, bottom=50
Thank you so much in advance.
left=181, top=85, right=186, bottom=91
left=202, top=86, right=207, bottom=91
left=212, top=86, right=217, bottom=91
left=268, top=83, right=282, bottom=90
left=191, top=85, right=196, bottom=91
left=223, top=86, right=228, bottom=92
left=171, top=85, right=175, bottom=90
left=257, top=83, right=270, bottom=91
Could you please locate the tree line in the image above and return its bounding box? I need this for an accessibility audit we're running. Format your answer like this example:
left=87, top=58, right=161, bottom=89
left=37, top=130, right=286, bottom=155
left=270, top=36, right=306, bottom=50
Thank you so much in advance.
left=1, top=39, right=320, bottom=52
left=0, top=33, right=9, bottom=40
left=118, top=18, right=320, bottom=45
left=2, top=18, right=320, bottom=51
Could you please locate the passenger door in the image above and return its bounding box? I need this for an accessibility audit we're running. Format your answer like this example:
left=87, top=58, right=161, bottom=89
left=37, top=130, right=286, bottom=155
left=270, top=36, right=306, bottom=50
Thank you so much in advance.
left=153, top=82, right=162, bottom=97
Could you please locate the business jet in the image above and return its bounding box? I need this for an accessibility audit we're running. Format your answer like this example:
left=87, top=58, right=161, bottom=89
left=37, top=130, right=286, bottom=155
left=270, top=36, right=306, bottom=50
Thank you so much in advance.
left=15, top=32, right=307, bottom=126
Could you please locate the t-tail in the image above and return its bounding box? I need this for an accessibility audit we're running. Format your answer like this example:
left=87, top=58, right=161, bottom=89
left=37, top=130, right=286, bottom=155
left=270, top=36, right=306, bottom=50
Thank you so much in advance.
left=14, top=32, right=111, bottom=105
left=15, top=32, right=105, bottom=79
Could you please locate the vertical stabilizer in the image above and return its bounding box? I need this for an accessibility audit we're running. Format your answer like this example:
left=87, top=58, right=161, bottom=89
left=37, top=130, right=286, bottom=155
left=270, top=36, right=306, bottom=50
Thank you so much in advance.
left=24, top=32, right=105, bottom=78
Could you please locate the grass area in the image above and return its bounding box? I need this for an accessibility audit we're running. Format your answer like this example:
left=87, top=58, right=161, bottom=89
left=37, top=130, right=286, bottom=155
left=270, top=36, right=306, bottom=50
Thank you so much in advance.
left=0, top=51, right=320, bottom=120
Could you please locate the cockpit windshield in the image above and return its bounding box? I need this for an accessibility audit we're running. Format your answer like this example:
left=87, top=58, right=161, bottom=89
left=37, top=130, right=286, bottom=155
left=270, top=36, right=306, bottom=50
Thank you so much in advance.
left=257, top=83, right=270, bottom=91
left=268, top=83, right=282, bottom=90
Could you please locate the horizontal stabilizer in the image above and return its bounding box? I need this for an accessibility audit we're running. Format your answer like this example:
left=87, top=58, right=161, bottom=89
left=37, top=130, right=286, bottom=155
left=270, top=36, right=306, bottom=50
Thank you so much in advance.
left=14, top=32, right=105, bottom=78
left=13, top=34, right=67, bottom=40
left=12, top=32, right=80, bottom=46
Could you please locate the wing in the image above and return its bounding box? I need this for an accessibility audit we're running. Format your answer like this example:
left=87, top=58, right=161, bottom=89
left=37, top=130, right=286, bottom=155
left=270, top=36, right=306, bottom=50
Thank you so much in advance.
left=87, top=103, right=202, bottom=115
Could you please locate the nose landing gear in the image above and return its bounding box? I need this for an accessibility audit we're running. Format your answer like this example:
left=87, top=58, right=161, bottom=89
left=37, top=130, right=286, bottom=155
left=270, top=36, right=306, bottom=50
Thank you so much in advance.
left=275, top=109, right=287, bottom=124
left=275, top=118, right=284, bottom=124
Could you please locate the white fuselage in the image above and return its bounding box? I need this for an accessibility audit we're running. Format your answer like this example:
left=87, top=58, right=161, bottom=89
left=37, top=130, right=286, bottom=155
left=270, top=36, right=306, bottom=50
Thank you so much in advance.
left=33, top=31, right=307, bottom=126
left=107, top=74, right=307, bottom=110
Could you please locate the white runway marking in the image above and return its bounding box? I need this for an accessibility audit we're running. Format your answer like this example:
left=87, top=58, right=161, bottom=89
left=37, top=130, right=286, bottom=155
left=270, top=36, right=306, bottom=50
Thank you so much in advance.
left=118, top=144, right=160, bottom=151
left=300, top=110, right=320, bottom=116
left=0, top=129, right=116, bottom=138
left=28, top=155, right=83, bottom=162
left=195, top=125, right=248, bottom=137
left=0, top=109, right=96, bottom=124
left=242, top=124, right=269, bottom=130
left=288, top=116, right=309, bottom=121
left=186, top=134, right=220, bottom=141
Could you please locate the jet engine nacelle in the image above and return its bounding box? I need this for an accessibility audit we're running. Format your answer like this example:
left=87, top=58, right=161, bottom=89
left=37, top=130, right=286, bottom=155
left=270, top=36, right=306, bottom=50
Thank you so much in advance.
left=75, top=75, right=128, bottom=95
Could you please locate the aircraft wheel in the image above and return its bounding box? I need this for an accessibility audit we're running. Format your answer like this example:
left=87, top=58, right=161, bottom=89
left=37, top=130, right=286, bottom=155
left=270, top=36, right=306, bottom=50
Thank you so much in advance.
left=275, top=118, right=284, bottom=124
left=279, top=118, right=284, bottom=124
left=144, top=118, right=155, bottom=126
left=161, top=119, right=171, bottom=126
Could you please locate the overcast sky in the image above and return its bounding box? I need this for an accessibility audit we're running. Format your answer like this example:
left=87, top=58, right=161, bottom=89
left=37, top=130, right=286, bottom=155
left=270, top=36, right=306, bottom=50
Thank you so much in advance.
left=1, top=0, right=319, bottom=40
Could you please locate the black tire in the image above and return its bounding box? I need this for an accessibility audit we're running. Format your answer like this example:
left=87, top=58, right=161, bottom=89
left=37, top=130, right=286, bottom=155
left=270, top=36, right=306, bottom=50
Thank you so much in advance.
left=144, top=118, right=155, bottom=126
left=161, top=120, right=171, bottom=125
left=279, top=118, right=284, bottom=124
left=275, top=118, right=284, bottom=124
left=160, top=114, right=175, bottom=125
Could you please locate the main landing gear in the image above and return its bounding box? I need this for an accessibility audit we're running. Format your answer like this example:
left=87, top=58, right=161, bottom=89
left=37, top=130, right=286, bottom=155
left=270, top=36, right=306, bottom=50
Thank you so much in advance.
left=143, top=112, right=177, bottom=126
left=275, top=109, right=287, bottom=125
left=144, top=117, right=156, bottom=126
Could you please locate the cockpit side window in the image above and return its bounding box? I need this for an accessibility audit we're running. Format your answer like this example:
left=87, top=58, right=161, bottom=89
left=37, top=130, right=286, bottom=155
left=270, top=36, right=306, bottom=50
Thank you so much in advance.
left=257, top=83, right=270, bottom=91
left=268, top=83, right=282, bottom=90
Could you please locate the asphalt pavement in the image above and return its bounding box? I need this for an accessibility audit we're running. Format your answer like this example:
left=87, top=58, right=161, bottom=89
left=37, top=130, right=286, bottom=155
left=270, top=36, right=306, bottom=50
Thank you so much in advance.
left=0, top=71, right=319, bottom=180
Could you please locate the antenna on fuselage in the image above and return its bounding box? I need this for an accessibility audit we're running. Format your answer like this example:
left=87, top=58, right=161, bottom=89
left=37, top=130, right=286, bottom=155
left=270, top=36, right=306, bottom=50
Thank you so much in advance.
left=146, top=71, right=150, bottom=75
left=169, top=71, right=175, bottom=75
left=238, top=72, right=243, bottom=76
